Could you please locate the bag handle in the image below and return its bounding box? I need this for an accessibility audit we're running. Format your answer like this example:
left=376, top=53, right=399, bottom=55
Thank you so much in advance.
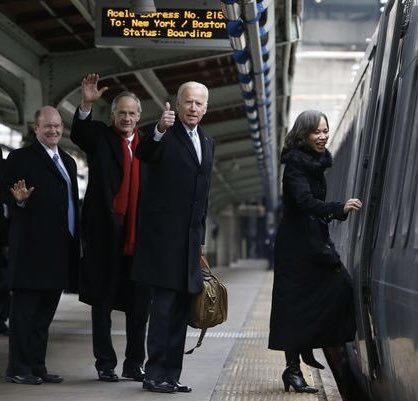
left=200, top=254, right=211, bottom=272
left=184, top=328, right=207, bottom=355
left=185, top=255, right=210, bottom=355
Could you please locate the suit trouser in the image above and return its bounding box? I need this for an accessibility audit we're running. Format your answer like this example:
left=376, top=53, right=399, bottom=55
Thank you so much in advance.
left=0, top=291, right=9, bottom=321
left=92, top=283, right=150, bottom=371
left=7, top=289, right=61, bottom=376
left=0, top=251, right=9, bottom=322
left=145, top=287, right=190, bottom=382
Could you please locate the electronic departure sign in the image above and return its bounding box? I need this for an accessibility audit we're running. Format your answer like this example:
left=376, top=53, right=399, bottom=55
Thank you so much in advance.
left=95, top=0, right=230, bottom=50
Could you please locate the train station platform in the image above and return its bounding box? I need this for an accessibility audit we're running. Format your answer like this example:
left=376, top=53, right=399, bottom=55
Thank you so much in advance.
left=0, top=261, right=342, bottom=401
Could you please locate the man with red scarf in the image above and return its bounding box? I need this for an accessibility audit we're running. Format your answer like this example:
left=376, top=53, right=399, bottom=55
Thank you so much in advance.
left=70, top=73, right=150, bottom=383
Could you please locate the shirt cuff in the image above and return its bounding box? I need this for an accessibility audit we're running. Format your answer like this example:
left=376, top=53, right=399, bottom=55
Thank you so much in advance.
left=78, top=108, right=91, bottom=120
left=153, top=124, right=165, bottom=142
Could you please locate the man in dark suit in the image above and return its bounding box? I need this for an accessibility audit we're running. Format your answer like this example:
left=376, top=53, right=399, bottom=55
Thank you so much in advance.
left=4, top=106, right=79, bottom=384
left=70, top=74, right=150, bottom=383
left=0, top=146, right=10, bottom=336
left=133, top=81, right=214, bottom=393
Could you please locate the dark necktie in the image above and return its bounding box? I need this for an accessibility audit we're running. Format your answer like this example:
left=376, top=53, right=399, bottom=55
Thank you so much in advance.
left=53, top=153, right=75, bottom=236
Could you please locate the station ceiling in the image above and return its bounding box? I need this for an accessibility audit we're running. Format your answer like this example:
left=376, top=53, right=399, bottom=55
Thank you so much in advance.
left=0, top=0, right=301, bottom=212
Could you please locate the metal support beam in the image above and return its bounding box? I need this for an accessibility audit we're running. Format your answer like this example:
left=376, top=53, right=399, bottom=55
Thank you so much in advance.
left=0, top=14, right=45, bottom=129
left=134, top=69, right=170, bottom=109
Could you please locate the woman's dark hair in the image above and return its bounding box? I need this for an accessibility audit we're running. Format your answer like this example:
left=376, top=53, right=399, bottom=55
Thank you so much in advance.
left=284, top=110, right=329, bottom=150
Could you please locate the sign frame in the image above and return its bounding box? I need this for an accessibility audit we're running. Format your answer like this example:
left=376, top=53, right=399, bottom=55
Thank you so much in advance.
left=95, top=0, right=231, bottom=50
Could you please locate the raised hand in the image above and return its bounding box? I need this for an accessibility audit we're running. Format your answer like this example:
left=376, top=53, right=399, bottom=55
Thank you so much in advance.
left=343, top=198, right=362, bottom=214
left=157, top=102, right=176, bottom=132
left=80, top=73, right=109, bottom=112
left=10, top=179, right=35, bottom=203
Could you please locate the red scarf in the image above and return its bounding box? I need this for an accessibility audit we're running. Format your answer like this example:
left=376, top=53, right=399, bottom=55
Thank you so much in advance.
left=112, top=127, right=141, bottom=255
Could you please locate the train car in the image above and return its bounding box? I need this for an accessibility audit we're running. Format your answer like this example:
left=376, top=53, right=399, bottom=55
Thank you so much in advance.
left=326, top=0, right=418, bottom=400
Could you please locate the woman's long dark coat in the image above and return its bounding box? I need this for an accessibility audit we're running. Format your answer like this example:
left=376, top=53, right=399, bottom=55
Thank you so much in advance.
left=268, top=147, right=356, bottom=351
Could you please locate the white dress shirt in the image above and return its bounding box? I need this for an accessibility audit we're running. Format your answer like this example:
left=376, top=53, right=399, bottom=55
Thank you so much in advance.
left=153, top=123, right=201, bottom=164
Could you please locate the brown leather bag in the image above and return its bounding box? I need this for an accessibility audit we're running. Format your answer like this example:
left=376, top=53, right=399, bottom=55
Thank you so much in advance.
left=185, top=255, right=228, bottom=354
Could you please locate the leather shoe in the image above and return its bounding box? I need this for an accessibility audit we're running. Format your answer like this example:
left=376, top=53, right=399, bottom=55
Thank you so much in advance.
left=172, top=380, right=192, bottom=392
left=122, top=365, right=145, bottom=381
left=143, top=379, right=177, bottom=393
left=98, top=369, right=119, bottom=382
left=5, top=374, right=42, bottom=385
left=40, top=374, right=64, bottom=383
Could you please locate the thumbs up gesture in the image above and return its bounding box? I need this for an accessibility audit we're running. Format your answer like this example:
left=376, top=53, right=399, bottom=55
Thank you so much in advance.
left=158, top=102, right=176, bottom=132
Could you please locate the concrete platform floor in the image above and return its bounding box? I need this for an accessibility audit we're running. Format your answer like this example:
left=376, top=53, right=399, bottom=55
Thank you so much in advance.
left=0, top=262, right=342, bottom=401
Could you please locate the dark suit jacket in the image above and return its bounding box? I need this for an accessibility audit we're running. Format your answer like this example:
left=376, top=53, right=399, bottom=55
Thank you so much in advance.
left=0, top=147, right=8, bottom=294
left=132, top=119, right=214, bottom=294
left=71, top=109, right=138, bottom=310
left=3, top=140, right=79, bottom=290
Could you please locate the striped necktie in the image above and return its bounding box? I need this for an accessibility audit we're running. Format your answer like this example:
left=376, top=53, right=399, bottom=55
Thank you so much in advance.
left=53, top=153, right=75, bottom=236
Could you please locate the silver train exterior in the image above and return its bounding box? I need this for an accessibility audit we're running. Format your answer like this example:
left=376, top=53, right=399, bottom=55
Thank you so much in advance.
left=326, top=0, right=418, bottom=400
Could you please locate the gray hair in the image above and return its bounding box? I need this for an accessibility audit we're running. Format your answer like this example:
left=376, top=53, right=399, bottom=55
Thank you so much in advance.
left=284, top=110, right=329, bottom=150
left=111, top=91, right=142, bottom=114
left=177, top=81, right=209, bottom=104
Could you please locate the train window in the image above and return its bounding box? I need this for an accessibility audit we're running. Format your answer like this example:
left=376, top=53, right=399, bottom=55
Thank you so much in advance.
left=412, top=190, right=418, bottom=249
left=394, top=66, right=418, bottom=248
left=410, top=174, right=418, bottom=249
left=356, top=96, right=381, bottom=243
left=409, top=94, right=418, bottom=248
left=349, top=109, right=367, bottom=194
left=398, top=113, right=418, bottom=246
left=383, top=67, right=418, bottom=248
left=344, top=122, right=358, bottom=193
left=351, top=65, right=373, bottom=200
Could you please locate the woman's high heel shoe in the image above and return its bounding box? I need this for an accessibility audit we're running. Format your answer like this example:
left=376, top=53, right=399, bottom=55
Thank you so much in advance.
left=301, top=349, right=325, bottom=370
left=282, top=365, right=319, bottom=393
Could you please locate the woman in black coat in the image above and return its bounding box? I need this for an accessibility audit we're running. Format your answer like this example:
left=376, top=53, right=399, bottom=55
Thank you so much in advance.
left=268, top=110, right=362, bottom=393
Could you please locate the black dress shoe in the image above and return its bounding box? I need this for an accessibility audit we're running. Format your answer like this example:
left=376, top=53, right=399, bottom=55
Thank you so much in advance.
left=143, top=379, right=177, bottom=393
left=98, top=369, right=119, bottom=382
left=171, top=380, right=192, bottom=392
left=122, top=365, right=145, bottom=381
left=40, top=374, right=64, bottom=383
left=5, top=374, right=42, bottom=385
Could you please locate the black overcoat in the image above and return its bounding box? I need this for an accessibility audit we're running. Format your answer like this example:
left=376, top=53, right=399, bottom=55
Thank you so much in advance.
left=4, top=140, right=79, bottom=290
left=268, top=147, right=356, bottom=350
left=132, top=119, right=214, bottom=294
left=0, top=148, right=7, bottom=293
left=71, top=110, right=137, bottom=310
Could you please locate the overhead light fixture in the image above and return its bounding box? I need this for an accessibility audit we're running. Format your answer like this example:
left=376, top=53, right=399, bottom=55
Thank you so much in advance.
left=130, top=0, right=156, bottom=14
